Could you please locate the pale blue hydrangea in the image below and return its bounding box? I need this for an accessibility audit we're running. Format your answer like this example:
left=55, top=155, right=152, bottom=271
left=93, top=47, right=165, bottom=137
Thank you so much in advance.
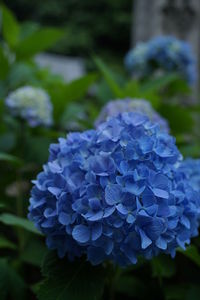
left=178, top=158, right=200, bottom=193
left=125, top=43, right=149, bottom=78
left=28, top=112, right=200, bottom=266
left=125, top=36, right=197, bottom=84
left=5, top=86, right=53, bottom=127
left=95, top=98, right=169, bottom=133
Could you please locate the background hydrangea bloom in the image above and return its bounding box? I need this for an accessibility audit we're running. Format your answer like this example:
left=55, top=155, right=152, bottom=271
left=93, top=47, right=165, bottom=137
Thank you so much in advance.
left=124, top=36, right=197, bottom=85
left=95, top=98, right=169, bottom=133
left=5, top=86, right=53, bottom=127
left=178, top=158, right=200, bottom=193
left=28, top=112, right=200, bottom=266
left=124, top=43, right=149, bottom=78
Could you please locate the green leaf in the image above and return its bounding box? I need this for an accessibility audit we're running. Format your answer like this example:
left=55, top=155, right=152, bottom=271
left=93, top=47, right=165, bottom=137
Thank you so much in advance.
left=164, top=285, right=187, bottom=300
left=0, top=45, right=9, bottom=79
left=177, top=245, right=200, bottom=267
left=186, top=285, right=200, bottom=300
left=0, top=152, right=23, bottom=166
left=46, top=74, right=97, bottom=120
left=120, top=79, right=160, bottom=108
left=151, top=255, right=176, bottom=279
left=159, top=104, right=194, bottom=134
left=19, top=21, right=39, bottom=41
left=7, top=62, right=38, bottom=89
left=115, top=275, right=146, bottom=298
left=96, top=79, right=114, bottom=104
left=94, top=56, right=123, bottom=98
left=0, top=132, right=17, bottom=152
left=179, top=144, right=200, bottom=158
left=0, top=259, right=26, bottom=300
left=122, top=80, right=140, bottom=97
left=60, top=103, right=86, bottom=130
left=1, top=5, right=20, bottom=48
left=0, top=259, right=7, bottom=300
left=0, top=236, right=17, bottom=250
left=37, top=251, right=106, bottom=300
left=0, top=213, right=41, bottom=235
left=140, top=91, right=160, bottom=109
left=45, top=81, right=69, bottom=121
left=65, top=73, right=98, bottom=101
left=25, top=136, right=51, bottom=165
left=16, top=28, right=64, bottom=59
left=20, top=239, right=47, bottom=267
left=140, top=73, right=179, bottom=93
left=166, top=78, right=191, bottom=96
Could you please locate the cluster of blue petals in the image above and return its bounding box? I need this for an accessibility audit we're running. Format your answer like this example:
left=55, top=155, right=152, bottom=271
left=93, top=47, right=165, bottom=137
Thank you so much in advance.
left=95, top=98, right=169, bottom=133
left=28, top=112, right=200, bottom=266
left=125, top=36, right=197, bottom=85
left=178, top=158, right=200, bottom=193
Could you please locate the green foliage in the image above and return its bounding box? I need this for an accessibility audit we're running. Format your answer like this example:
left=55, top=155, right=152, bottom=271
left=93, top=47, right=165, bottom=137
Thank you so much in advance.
left=0, top=45, right=9, bottom=80
left=0, top=236, right=17, bottom=250
left=115, top=275, right=146, bottom=299
left=0, top=6, right=102, bottom=299
left=1, top=4, right=63, bottom=58
left=20, top=239, right=47, bottom=267
left=0, top=258, right=26, bottom=300
left=0, top=152, right=23, bottom=165
left=159, top=104, right=194, bottom=134
left=178, top=246, right=200, bottom=268
left=1, top=5, right=20, bottom=48
left=4, top=0, right=132, bottom=60
left=0, top=4, right=200, bottom=300
left=151, top=255, right=176, bottom=278
left=0, top=213, right=41, bottom=235
left=46, top=73, right=98, bottom=120
left=0, top=132, right=17, bottom=152
left=37, top=251, right=106, bottom=300
left=94, top=56, right=182, bottom=109
left=94, top=56, right=124, bottom=98
left=15, top=28, right=64, bottom=59
left=64, top=73, right=98, bottom=102
left=140, top=73, right=180, bottom=93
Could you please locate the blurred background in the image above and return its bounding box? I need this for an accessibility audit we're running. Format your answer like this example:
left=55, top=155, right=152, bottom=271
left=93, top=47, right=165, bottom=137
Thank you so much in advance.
left=4, top=0, right=132, bottom=73
left=1, top=0, right=200, bottom=299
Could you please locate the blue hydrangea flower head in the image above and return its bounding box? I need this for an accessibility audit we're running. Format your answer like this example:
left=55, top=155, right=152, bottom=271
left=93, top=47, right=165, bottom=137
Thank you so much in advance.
left=124, top=43, right=149, bottom=77
left=178, top=158, right=200, bottom=193
left=28, top=112, right=200, bottom=266
left=95, top=98, right=169, bottom=133
left=125, top=36, right=197, bottom=85
left=5, top=86, right=53, bottom=127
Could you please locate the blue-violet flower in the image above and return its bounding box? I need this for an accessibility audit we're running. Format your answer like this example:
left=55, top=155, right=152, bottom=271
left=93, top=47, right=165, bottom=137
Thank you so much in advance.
left=28, top=112, right=200, bottom=266
left=125, top=36, right=197, bottom=85
left=95, top=98, right=169, bottom=133
left=178, top=158, right=200, bottom=193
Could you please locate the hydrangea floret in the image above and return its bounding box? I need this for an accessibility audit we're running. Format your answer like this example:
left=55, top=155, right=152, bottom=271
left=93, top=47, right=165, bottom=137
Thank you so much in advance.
left=5, top=86, right=53, bottom=127
left=178, top=158, right=200, bottom=193
left=95, top=98, right=169, bottom=133
left=28, top=112, right=200, bottom=266
left=125, top=36, right=197, bottom=85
